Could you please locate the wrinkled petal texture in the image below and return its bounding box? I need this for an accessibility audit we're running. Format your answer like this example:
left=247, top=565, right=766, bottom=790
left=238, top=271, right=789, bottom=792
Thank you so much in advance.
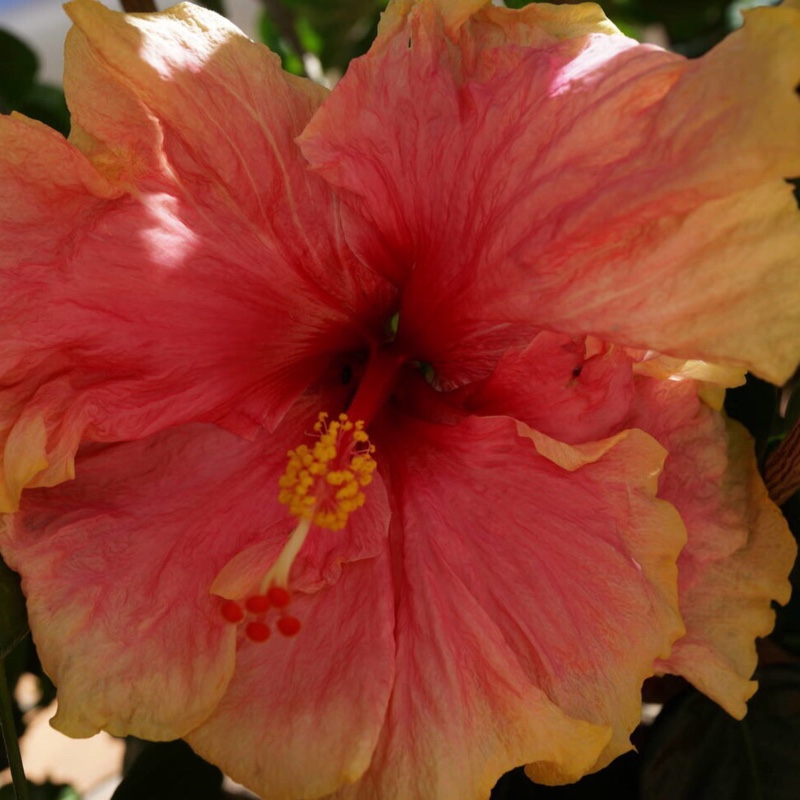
left=0, top=397, right=390, bottom=741
left=629, top=378, right=796, bottom=717
left=188, top=556, right=395, bottom=800
left=469, top=337, right=796, bottom=719
left=459, top=331, right=635, bottom=444
left=3, top=2, right=798, bottom=800
left=301, top=0, right=800, bottom=386
left=0, top=0, right=395, bottom=511
left=331, top=414, right=685, bottom=800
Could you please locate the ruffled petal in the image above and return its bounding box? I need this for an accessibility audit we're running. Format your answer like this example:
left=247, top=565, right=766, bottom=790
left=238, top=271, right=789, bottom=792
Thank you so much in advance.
left=1, top=424, right=244, bottom=739
left=335, top=413, right=685, bottom=798
left=629, top=378, right=796, bottom=717
left=0, top=0, right=394, bottom=511
left=187, top=555, right=395, bottom=800
left=0, top=399, right=389, bottom=740
left=379, top=0, right=490, bottom=37
left=631, top=353, right=747, bottom=411
left=459, top=331, right=635, bottom=444
left=301, top=0, right=800, bottom=384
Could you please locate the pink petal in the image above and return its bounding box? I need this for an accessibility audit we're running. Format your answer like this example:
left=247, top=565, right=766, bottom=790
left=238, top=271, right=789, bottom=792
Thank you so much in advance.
left=187, top=555, right=395, bottom=800
left=301, top=0, right=800, bottom=385
left=0, top=0, right=395, bottom=510
left=459, top=331, right=635, bottom=444
left=0, top=398, right=390, bottom=740
left=335, top=413, right=685, bottom=798
left=629, top=377, right=796, bottom=717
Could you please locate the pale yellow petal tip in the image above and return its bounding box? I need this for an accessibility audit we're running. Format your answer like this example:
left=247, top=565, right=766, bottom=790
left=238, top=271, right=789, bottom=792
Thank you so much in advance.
left=731, top=681, right=758, bottom=720
left=63, top=0, right=121, bottom=38
left=380, top=0, right=489, bottom=33
left=49, top=706, right=100, bottom=740
left=388, top=0, right=620, bottom=34
left=65, top=0, right=201, bottom=26
left=2, top=417, right=50, bottom=512
left=0, top=483, right=22, bottom=514
left=525, top=722, right=613, bottom=786
left=516, top=1, right=621, bottom=38
left=432, top=0, right=490, bottom=31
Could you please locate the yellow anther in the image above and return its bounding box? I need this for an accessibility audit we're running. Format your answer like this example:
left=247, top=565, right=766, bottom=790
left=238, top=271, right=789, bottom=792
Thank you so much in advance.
left=278, top=411, right=376, bottom=531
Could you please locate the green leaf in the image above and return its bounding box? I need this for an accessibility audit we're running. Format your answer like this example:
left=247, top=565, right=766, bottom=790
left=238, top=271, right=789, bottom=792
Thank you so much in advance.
left=0, top=558, right=28, bottom=661
left=0, top=30, right=69, bottom=136
left=0, top=783, right=76, bottom=800
left=111, top=740, right=224, bottom=800
left=258, top=12, right=305, bottom=76
left=296, top=15, right=323, bottom=57
left=260, top=0, right=384, bottom=74
left=17, top=85, right=70, bottom=138
left=641, top=665, right=800, bottom=800
left=0, top=30, right=39, bottom=112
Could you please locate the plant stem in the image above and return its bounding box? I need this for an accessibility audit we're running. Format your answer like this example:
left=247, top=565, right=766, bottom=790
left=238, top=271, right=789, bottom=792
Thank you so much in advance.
left=0, top=658, right=29, bottom=800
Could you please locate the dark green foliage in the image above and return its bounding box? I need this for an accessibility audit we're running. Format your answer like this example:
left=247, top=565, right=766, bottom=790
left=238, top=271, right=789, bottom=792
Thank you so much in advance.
left=0, top=29, right=69, bottom=136
left=255, top=0, right=385, bottom=75
left=0, top=30, right=38, bottom=110
left=0, top=783, right=77, bottom=800
left=13, top=85, right=69, bottom=137
left=641, top=666, right=800, bottom=800
left=258, top=11, right=306, bottom=76
left=480, top=0, right=735, bottom=52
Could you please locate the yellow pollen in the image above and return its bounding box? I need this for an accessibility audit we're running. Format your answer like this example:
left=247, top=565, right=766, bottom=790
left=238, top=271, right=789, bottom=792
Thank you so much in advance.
left=278, top=412, right=376, bottom=531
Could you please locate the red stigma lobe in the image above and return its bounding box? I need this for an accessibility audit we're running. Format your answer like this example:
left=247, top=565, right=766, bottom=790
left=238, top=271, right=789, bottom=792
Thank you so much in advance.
left=267, top=586, right=291, bottom=608
left=246, top=621, right=271, bottom=642
left=220, top=600, right=244, bottom=623
left=277, top=616, right=301, bottom=637
left=245, top=594, right=270, bottom=614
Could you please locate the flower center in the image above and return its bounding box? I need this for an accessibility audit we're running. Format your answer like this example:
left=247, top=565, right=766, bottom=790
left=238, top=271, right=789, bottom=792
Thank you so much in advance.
left=218, top=346, right=406, bottom=644
left=278, top=413, right=376, bottom=531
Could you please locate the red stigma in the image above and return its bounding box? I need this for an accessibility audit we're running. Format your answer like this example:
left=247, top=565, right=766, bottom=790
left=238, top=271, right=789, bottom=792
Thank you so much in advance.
left=245, top=594, right=270, bottom=614
left=221, top=600, right=244, bottom=624
left=277, top=616, right=301, bottom=637
left=267, top=586, right=291, bottom=608
left=222, top=588, right=300, bottom=643
left=246, top=621, right=271, bottom=642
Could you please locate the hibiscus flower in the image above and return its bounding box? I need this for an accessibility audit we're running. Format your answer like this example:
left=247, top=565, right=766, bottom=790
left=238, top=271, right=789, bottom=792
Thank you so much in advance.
left=1, top=0, right=799, bottom=798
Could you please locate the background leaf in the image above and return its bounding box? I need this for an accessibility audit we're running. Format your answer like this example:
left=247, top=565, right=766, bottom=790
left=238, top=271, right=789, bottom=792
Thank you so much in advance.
left=641, top=665, right=800, bottom=800
left=14, top=85, right=70, bottom=139
left=0, top=28, right=69, bottom=137
left=0, top=783, right=77, bottom=800
left=0, top=29, right=38, bottom=112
